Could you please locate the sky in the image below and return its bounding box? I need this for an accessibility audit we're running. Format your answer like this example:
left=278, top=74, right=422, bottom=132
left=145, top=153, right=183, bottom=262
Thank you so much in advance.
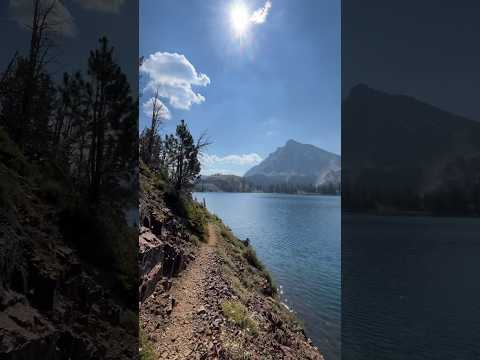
left=0, top=0, right=138, bottom=92
left=342, top=0, right=480, bottom=122
left=140, top=0, right=340, bottom=176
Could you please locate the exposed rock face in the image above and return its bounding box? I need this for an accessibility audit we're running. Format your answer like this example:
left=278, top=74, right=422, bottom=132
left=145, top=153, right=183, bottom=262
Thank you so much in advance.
left=138, top=178, right=198, bottom=304
left=138, top=223, right=191, bottom=302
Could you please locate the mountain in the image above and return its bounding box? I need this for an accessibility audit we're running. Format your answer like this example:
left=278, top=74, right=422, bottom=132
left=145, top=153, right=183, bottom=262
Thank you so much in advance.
left=343, top=84, right=480, bottom=213
left=245, top=139, right=341, bottom=188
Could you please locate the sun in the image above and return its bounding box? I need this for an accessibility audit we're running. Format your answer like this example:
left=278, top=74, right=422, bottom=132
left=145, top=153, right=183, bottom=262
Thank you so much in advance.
left=230, top=2, right=250, bottom=37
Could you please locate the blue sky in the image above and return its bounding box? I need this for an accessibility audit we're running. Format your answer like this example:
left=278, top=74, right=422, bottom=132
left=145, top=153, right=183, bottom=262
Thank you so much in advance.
left=140, top=0, right=340, bottom=175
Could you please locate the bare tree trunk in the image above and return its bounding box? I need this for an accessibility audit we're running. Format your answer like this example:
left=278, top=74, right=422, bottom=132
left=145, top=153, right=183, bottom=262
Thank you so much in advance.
left=19, top=0, right=56, bottom=149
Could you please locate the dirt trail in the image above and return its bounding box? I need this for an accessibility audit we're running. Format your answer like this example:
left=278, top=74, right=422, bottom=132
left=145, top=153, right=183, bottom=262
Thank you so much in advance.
left=156, top=223, right=218, bottom=359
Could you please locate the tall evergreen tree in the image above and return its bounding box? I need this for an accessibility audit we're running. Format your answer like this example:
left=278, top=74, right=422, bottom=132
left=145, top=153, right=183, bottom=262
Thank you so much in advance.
left=85, top=36, right=136, bottom=203
left=171, top=120, right=201, bottom=191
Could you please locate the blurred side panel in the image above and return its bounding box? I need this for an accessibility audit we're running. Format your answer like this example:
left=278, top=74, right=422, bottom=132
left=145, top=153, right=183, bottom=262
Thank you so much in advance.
left=342, top=1, right=480, bottom=359
left=0, top=1, right=139, bottom=359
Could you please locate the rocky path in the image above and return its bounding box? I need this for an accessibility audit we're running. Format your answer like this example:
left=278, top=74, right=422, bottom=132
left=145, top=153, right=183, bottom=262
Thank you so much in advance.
left=156, top=223, right=219, bottom=359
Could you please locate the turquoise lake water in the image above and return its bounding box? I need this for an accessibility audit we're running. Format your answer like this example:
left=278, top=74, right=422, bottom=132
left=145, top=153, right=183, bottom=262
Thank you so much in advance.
left=194, top=192, right=340, bottom=360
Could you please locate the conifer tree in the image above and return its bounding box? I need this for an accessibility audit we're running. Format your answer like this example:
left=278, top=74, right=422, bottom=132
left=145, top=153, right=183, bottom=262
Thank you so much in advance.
left=86, top=36, right=136, bottom=202
left=171, top=120, right=200, bottom=191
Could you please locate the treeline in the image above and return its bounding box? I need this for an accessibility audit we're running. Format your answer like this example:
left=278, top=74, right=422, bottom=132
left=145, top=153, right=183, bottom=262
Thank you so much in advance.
left=343, top=161, right=480, bottom=216
left=195, top=175, right=340, bottom=195
left=139, top=92, right=207, bottom=193
left=253, top=181, right=340, bottom=195
left=1, top=33, right=136, bottom=204
left=343, top=187, right=480, bottom=215
left=0, top=0, right=137, bottom=298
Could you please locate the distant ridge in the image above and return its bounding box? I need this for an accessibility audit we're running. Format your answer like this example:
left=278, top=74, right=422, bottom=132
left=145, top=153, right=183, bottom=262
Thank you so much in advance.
left=245, top=139, right=340, bottom=188
left=195, top=140, right=341, bottom=194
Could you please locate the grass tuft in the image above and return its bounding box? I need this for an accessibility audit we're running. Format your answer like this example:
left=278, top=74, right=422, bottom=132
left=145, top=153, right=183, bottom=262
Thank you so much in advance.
left=221, top=300, right=258, bottom=335
left=243, top=247, right=264, bottom=271
left=139, top=328, right=156, bottom=360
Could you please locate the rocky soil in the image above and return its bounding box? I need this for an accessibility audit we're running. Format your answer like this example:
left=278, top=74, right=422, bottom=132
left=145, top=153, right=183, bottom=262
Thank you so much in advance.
left=0, top=171, right=137, bottom=359
left=140, top=224, right=221, bottom=359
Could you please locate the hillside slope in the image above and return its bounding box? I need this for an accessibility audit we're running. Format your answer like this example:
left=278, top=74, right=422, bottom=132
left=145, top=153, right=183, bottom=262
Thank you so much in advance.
left=0, top=130, right=137, bottom=359
left=139, top=164, right=323, bottom=359
left=343, top=84, right=480, bottom=212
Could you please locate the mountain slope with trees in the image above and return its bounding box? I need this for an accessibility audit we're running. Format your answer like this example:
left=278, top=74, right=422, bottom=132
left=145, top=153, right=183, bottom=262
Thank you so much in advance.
left=195, top=140, right=341, bottom=195
left=343, top=84, right=480, bottom=214
left=245, top=140, right=340, bottom=187
left=195, top=174, right=255, bottom=192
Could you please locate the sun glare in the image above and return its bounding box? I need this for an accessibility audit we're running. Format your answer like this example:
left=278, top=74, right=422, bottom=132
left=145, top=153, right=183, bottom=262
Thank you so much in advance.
left=230, top=3, right=250, bottom=37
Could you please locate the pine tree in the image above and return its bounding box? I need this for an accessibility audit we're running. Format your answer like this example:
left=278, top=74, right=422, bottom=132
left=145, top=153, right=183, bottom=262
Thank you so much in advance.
left=170, top=120, right=199, bottom=191
left=85, top=37, right=136, bottom=203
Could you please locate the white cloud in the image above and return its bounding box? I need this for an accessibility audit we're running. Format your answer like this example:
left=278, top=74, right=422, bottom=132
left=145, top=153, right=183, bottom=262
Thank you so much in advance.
left=10, top=0, right=75, bottom=36
left=75, top=0, right=125, bottom=13
left=200, top=153, right=263, bottom=176
left=250, top=0, right=272, bottom=24
left=200, top=153, right=263, bottom=167
left=140, top=52, right=210, bottom=111
left=204, top=168, right=244, bottom=176
left=142, top=97, right=171, bottom=120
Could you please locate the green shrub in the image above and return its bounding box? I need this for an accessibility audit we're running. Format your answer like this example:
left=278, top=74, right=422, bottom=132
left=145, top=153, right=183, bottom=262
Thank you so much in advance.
left=153, top=169, right=169, bottom=190
left=221, top=300, right=258, bottom=335
left=243, top=247, right=264, bottom=271
left=221, top=227, right=242, bottom=246
left=0, top=127, right=31, bottom=177
left=139, top=328, right=156, bottom=360
left=261, top=270, right=277, bottom=296
left=165, top=191, right=208, bottom=239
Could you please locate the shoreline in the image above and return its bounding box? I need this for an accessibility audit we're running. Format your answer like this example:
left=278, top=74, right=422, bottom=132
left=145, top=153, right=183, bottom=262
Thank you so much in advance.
left=196, top=197, right=331, bottom=356
left=217, top=215, right=324, bottom=352
left=194, top=190, right=340, bottom=197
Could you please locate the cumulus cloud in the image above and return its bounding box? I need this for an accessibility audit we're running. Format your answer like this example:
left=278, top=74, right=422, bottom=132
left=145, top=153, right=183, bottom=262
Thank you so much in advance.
left=142, top=97, right=171, bottom=120
left=10, top=0, right=76, bottom=36
left=250, top=0, right=272, bottom=24
left=140, top=52, right=210, bottom=111
left=204, top=169, right=244, bottom=176
left=200, top=153, right=263, bottom=176
left=200, top=153, right=262, bottom=167
left=74, top=0, right=125, bottom=13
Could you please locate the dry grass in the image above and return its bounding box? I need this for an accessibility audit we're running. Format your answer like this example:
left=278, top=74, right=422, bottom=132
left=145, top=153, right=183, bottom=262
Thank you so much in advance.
left=221, top=300, right=258, bottom=335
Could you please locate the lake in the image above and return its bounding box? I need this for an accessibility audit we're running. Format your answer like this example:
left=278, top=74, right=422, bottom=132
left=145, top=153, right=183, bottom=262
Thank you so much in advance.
left=194, top=192, right=340, bottom=360
left=342, top=214, right=480, bottom=360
